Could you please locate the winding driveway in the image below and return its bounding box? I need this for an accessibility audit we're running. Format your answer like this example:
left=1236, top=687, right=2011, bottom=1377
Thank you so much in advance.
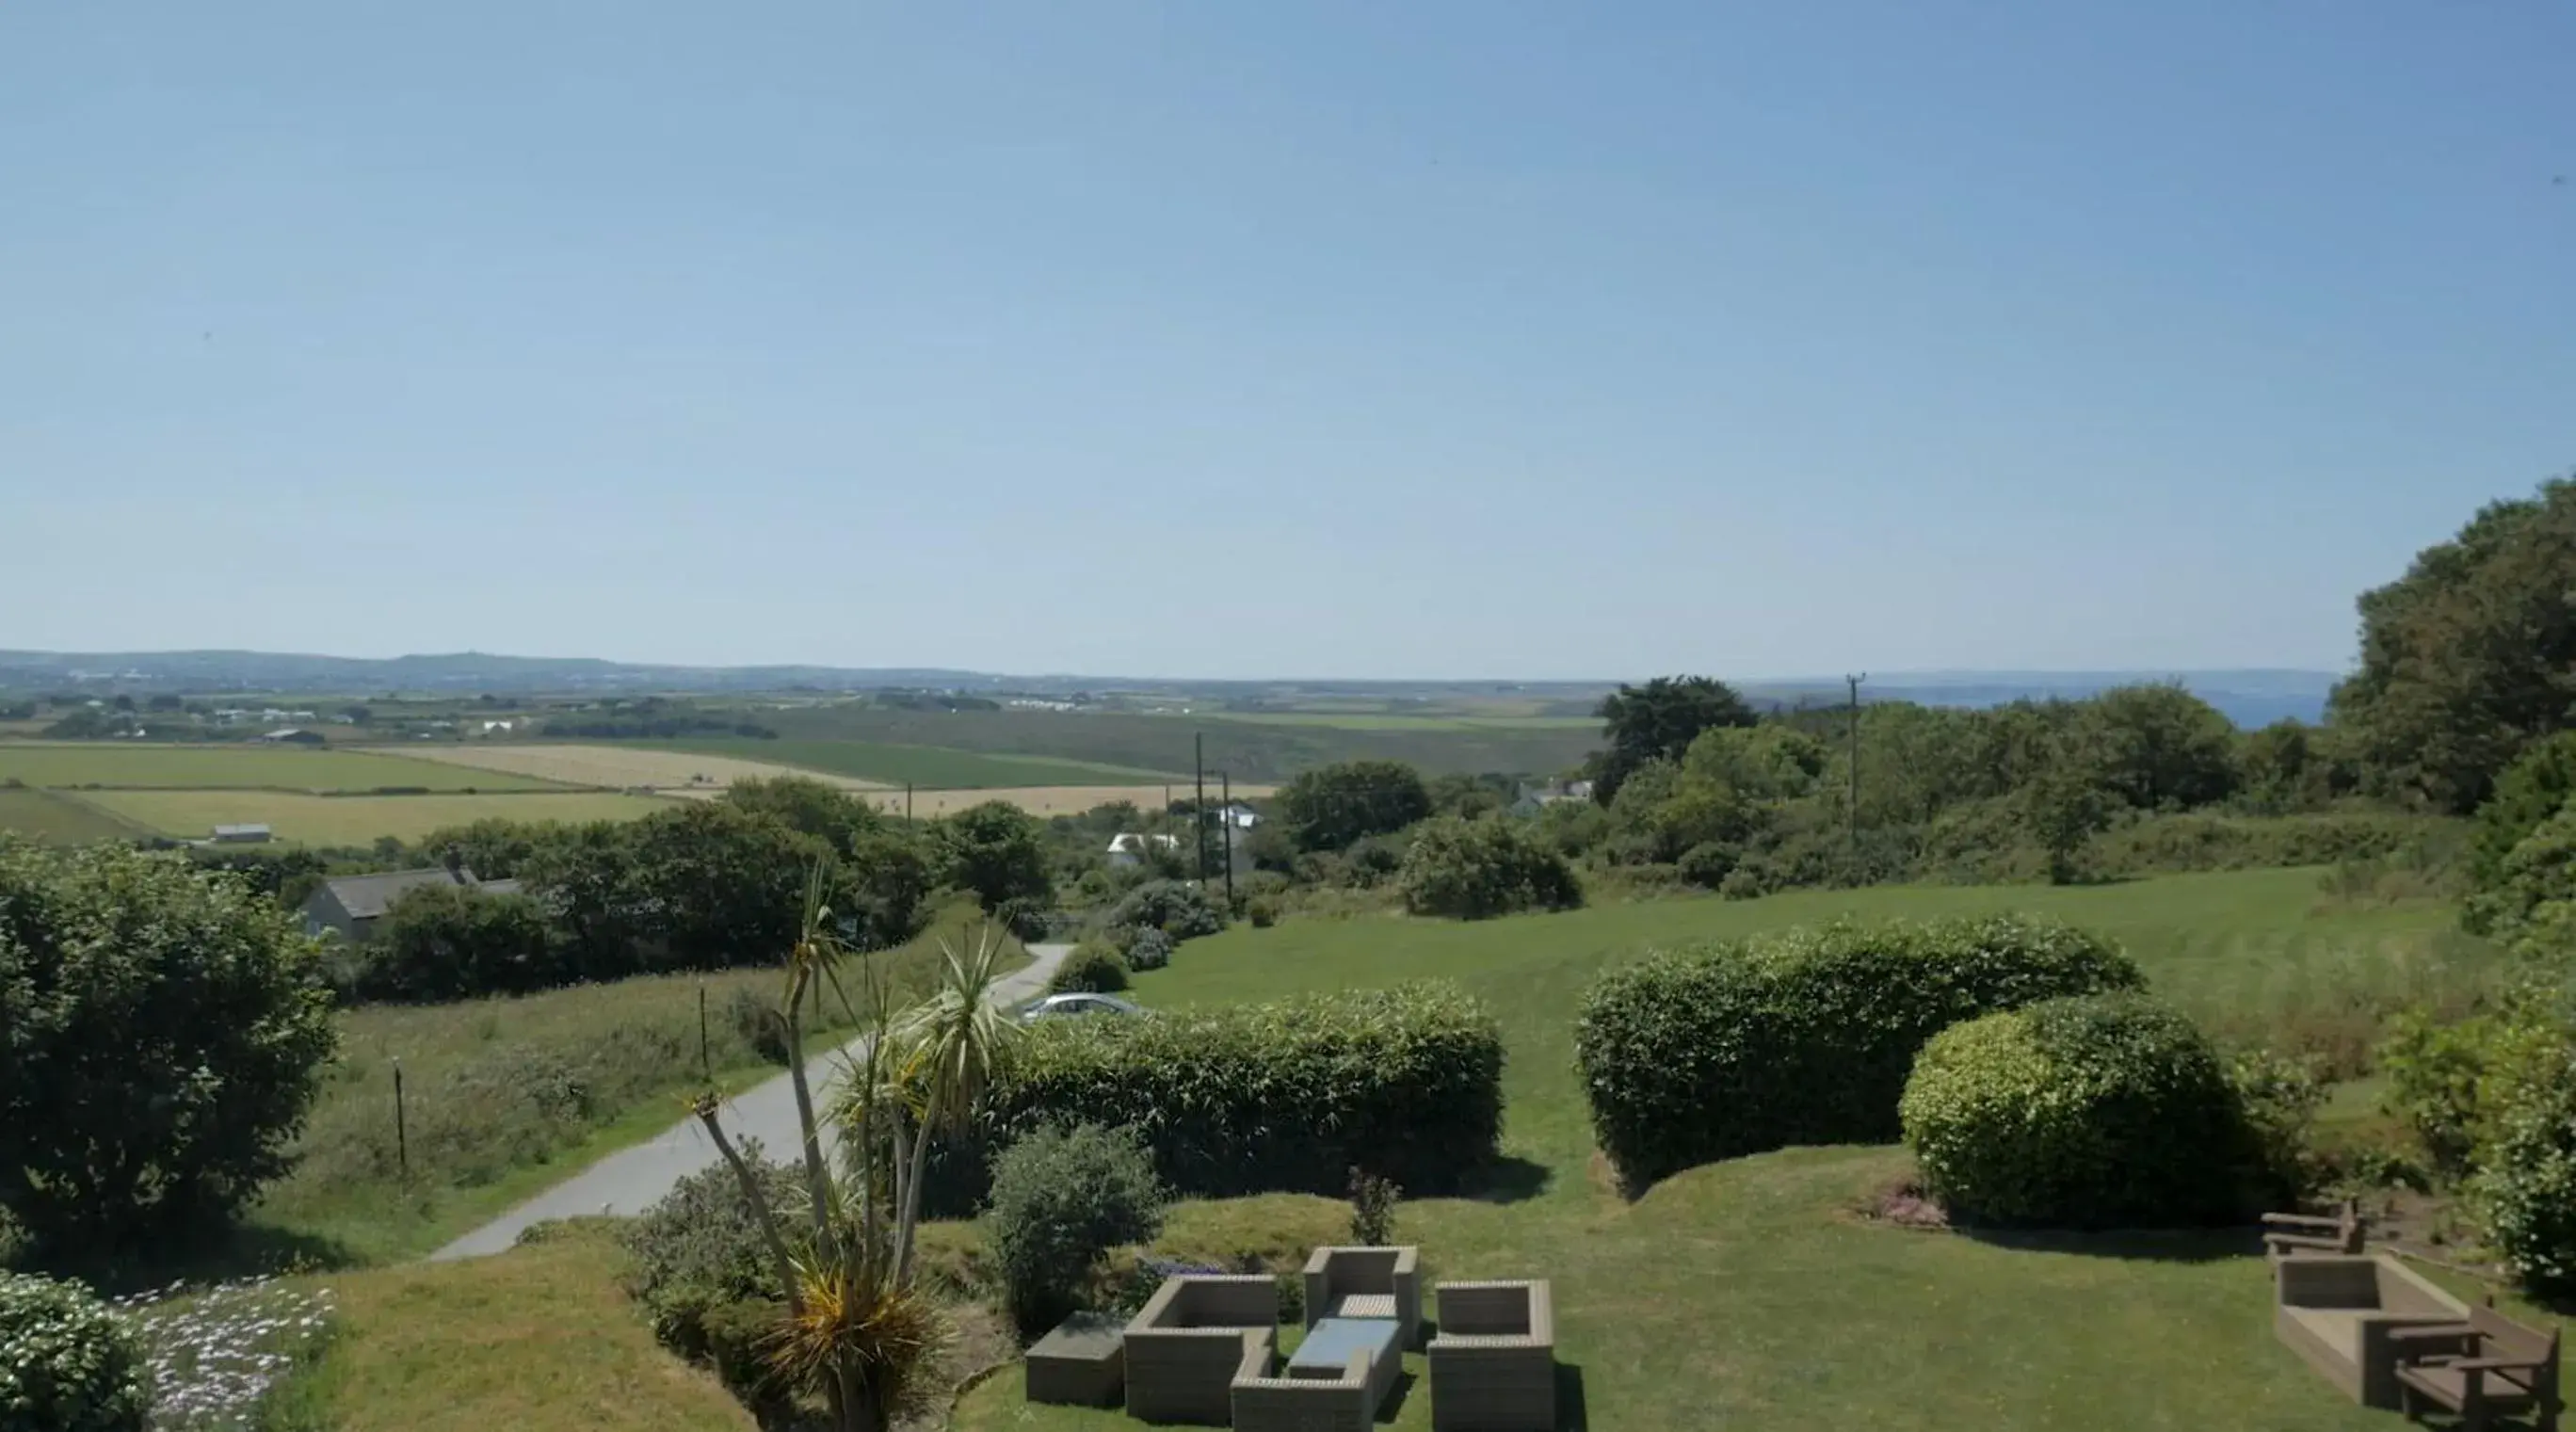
left=430, top=941, right=1072, bottom=1261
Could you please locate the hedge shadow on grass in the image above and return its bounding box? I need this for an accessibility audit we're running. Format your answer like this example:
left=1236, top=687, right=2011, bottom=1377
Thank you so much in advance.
left=1949, top=1224, right=2263, bottom=1265
left=1461, top=1153, right=1552, bottom=1204
left=22, top=1220, right=364, bottom=1296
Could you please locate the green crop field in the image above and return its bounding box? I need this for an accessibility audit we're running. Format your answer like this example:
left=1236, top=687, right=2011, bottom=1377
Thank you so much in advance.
left=0, top=786, right=144, bottom=842
left=953, top=868, right=2499, bottom=1431
left=0, top=742, right=568, bottom=792
left=647, top=737, right=1176, bottom=788
left=76, top=789, right=678, bottom=845
left=1188, top=711, right=1601, bottom=732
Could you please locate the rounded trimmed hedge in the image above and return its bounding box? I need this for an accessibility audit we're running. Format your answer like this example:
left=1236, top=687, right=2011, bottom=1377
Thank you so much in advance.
left=1574, top=913, right=2142, bottom=1191
left=0, top=1271, right=152, bottom=1432
left=1048, top=942, right=1131, bottom=995
left=1900, top=993, right=2254, bottom=1227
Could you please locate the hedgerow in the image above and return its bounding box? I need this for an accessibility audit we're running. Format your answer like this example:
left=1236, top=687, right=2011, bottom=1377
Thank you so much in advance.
left=930, top=983, right=1502, bottom=1213
left=1573, top=913, right=2142, bottom=1191
left=1899, top=994, right=2261, bottom=1227
left=0, top=1272, right=150, bottom=1432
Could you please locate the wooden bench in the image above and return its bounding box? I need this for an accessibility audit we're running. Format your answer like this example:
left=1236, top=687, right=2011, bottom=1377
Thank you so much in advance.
left=2392, top=1302, right=2562, bottom=1432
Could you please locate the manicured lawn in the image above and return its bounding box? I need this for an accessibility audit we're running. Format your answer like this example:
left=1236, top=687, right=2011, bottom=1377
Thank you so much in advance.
left=951, top=870, right=2486, bottom=1430
left=0, top=741, right=569, bottom=791
left=651, top=737, right=1177, bottom=788
left=272, top=1221, right=755, bottom=1432
left=247, top=907, right=1025, bottom=1268
left=75, top=788, right=678, bottom=845
left=0, top=785, right=143, bottom=841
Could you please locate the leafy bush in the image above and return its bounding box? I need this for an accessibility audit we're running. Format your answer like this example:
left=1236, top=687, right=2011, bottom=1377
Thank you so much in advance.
left=1246, top=897, right=1280, bottom=928
left=987, top=1123, right=1166, bottom=1333
left=1574, top=913, right=2142, bottom=1191
left=1397, top=816, right=1585, bottom=920
left=2379, top=1009, right=2510, bottom=1180
left=353, top=883, right=561, bottom=1003
left=1276, top=761, right=1433, bottom=852
left=625, top=1141, right=805, bottom=1366
left=2470, top=732, right=2576, bottom=921
left=1123, top=927, right=1174, bottom=972
left=723, top=986, right=790, bottom=1065
left=698, top=1297, right=794, bottom=1417
left=0, top=840, right=337, bottom=1253
left=2229, top=1046, right=2327, bottom=1201
left=2472, top=1024, right=2576, bottom=1295
left=2468, top=800, right=2576, bottom=947
left=1348, top=1167, right=1400, bottom=1247
left=1049, top=943, right=1131, bottom=995
left=1108, top=880, right=1225, bottom=942
left=1901, top=995, right=2263, bottom=1227
left=0, top=1271, right=151, bottom=1432
left=929, top=983, right=1503, bottom=1214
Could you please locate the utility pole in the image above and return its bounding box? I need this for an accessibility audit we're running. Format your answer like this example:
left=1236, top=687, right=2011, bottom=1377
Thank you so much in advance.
left=1845, top=673, right=1866, bottom=862
left=1220, top=770, right=1235, bottom=909
left=904, top=781, right=913, bottom=823
left=1194, top=733, right=1208, bottom=884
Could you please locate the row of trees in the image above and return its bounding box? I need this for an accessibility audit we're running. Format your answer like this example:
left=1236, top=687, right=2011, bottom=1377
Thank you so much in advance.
left=356, top=779, right=1054, bottom=1003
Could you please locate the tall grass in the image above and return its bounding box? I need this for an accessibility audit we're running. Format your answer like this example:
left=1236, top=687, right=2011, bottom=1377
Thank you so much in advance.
left=251, top=905, right=1018, bottom=1263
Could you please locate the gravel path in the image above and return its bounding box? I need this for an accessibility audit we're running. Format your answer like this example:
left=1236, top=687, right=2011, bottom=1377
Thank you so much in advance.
left=429, top=941, right=1072, bottom=1261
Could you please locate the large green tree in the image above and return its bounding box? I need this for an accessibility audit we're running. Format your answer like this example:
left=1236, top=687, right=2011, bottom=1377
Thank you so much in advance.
left=1592, top=676, right=1759, bottom=806
left=1275, top=759, right=1434, bottom=852
left=934, top=801, right=1054, bottom=911
left=2078, top=683, right=2238, bottom=812
left=0, top=839, right=337, bottom=1252
left=2330, top=475, right=2576, bottom=813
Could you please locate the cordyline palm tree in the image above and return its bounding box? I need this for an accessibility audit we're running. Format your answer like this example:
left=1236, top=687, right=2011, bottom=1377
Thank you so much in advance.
left=692, top=864, right=1020, bottom=1432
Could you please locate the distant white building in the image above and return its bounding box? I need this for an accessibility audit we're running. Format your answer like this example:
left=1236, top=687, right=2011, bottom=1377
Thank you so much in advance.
left=1217, top=803, right=1261, bottom=829
left=211, top=824, right=273, bottom=845
left=1105, top=832, right=1182, bottom=869
left=480, top=719, right=516, bottom=733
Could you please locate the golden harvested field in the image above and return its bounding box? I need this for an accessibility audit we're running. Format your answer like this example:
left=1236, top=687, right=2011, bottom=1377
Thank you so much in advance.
left=76, top=789, right=679, bottom=845
left=855, top=783, right=1277, bottom=818
left=363, top=742, right=891, bottom=792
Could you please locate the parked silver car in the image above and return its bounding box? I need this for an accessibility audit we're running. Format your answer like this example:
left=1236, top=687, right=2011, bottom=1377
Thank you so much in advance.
left=1017, top=991, right=1146, bottom=1023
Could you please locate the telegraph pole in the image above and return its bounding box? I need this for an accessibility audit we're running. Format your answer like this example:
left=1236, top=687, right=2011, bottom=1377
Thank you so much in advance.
left=1193, top=733, right=1208, bottom=884
left=1220, top=771, right=1235, bottom=909
left=1845, top=673, right=1866, bottom=861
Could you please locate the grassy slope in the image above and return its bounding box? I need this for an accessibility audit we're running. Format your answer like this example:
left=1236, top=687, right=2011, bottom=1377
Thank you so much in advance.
left=248, top=908, right=1026, bottom=1268
left=954, top=870, right=2481, bottom=1430
left=650, top=737, right=1174, bottom=787
left=275, top=1222, right=754, bottom=1432
left=75, top=789, right=677, bottom=845
left=0, top=785, right=144, bottom=841
left=0, top=742, right=567, bottom=791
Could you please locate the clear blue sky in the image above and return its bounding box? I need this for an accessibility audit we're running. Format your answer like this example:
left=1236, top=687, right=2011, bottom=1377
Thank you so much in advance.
left=3, top=2, right=2568, bottom=680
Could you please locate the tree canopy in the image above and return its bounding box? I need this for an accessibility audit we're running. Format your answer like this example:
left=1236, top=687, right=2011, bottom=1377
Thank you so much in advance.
left=1593, top=676, right=1759, bottom=806
left=1275, top=759, right=1434, bottom=852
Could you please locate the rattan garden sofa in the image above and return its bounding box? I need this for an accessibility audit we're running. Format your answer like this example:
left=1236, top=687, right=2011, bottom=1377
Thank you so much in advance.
left=2274, top=1254, right=2471, bottom=1408
left=1428, top=1279, right=1554, bottom=1432
left=1304, top=1246, right=1424, bottom=1350
left=1122, top=1275, right=1280, bottom=1424
left=1230, top=1315, right=1404, bottom=1432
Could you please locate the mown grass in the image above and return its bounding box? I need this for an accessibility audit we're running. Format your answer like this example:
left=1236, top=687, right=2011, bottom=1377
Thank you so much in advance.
left=950, top=868, right=2490, bottom=1430
left=75, top=788, right=678, bottom=845
left=0, top=784, right=142, bottom=841
left=246, top=906, right=1022, bottom=1268
left=271, top=1221, right=754, bottom=1432
left=649, top=737, right=1176, bottom=788
left=0, top=741, right=568, bottom=791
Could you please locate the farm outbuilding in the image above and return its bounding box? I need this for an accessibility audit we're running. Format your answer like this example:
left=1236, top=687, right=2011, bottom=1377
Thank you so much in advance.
left=301, top=865, right=523, bottom=942
left=210, top=823, right=273, bottom=844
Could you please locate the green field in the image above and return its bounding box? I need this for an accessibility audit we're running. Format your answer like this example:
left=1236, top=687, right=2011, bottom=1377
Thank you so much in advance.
left=952, top=869, right=2494, bottom=1431
left=1189, top=712, right=1601, bottom=732
left=649, top=737, right=1176, bottom=788
left=76, top=789, right=678, bottom=845
left=0, top=785, right=144, bottom=842
left=0, top=742, right=568, bottom=792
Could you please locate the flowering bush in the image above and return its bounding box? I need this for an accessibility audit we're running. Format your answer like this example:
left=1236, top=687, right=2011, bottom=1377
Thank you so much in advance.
left=114, top=1276, right=333, bottom=1430
left=0, top=1271, right=151, bottom=1432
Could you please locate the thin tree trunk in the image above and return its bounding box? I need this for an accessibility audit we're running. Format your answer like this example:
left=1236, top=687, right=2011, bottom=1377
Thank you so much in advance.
left=894, top=1110, right=937, bottom=1282
left=694, top=1102, right=804, bottom=1320
left=782, top=975, right=839, bottom=1260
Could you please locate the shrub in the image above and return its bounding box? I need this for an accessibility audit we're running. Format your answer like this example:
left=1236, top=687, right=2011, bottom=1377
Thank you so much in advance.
left=1574, top=913, right=2142, bottom=1191
left=1049, top=943, right=1131, bottom=995
left=1900, top=995, right=2263, bottom=1227
left=0, top=840, right=337, bottom=1253
left=1107, top=879, right=1225, bottom=942
left=0, top=1271, right=151, bottom=1432
left=930, top=983, right=1503, bottom=1213
left=698, top=1296, right=794, bottom=1416
left=1397, top=816, right=1585, bottom=920
left=2475, top=1054, right=2576, bottom=1295
left=987, top=1123, right=1165, bottom=1333
left=1123, top=927, right=1174, bottom=972
left=2379, top=1009, right=2509, bottom=1180
left=1276, top=761, right=1433, bottom=852
left=625, top=1141, right=804, bottom=1366
left=359, top=883, right=561, bottom=1003
left=1348, top=1167, right=1400, bottom=1247
left=1247, top=898, right=1280, bottom=928
left=723, top=986, right=790, bottom=1065
left=2230, top=1046, right=2327, bottom=1201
